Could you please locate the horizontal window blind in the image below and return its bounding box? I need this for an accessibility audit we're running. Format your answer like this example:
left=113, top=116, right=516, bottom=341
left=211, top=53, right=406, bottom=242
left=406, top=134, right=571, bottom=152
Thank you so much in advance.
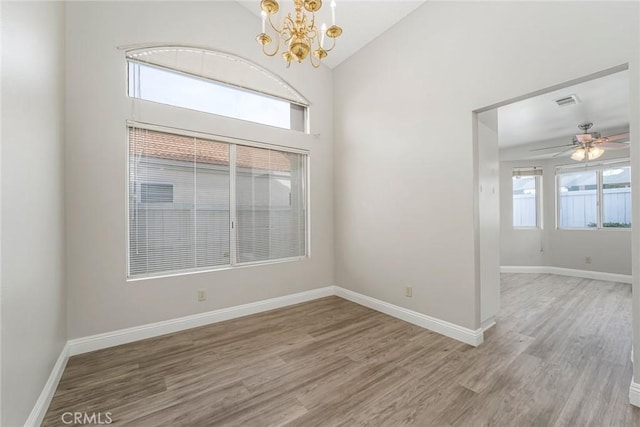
left=128, top=127, right=307, bottom=278
left=129, top=127, right=230, bottom=276
left=236, top=146, right=307, bottom=264
left=512, top=168, right=542, bottom=177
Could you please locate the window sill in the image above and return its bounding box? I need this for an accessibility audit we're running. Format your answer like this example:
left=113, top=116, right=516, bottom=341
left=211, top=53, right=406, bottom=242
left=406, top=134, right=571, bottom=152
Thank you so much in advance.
left=127, top=255, right=307, bottom=282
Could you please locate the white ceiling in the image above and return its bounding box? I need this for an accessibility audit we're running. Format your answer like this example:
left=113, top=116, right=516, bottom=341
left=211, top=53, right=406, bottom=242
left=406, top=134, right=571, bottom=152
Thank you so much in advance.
left=498, top=70, right=630, bottom=151
left=238, top=1, right=426, bottom=69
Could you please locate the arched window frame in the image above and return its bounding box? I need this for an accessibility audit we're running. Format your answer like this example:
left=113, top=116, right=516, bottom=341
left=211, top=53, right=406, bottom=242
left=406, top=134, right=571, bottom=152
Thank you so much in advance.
left=122, top=44, right=312, bottom=280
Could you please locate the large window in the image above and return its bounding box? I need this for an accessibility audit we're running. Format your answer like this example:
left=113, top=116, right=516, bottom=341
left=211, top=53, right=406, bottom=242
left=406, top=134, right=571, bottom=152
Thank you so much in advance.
left=512, top=168, right=542, bottom=228
left=557, top=161, right=631, bottom=229
left=128, top=127, right=307, bottom=278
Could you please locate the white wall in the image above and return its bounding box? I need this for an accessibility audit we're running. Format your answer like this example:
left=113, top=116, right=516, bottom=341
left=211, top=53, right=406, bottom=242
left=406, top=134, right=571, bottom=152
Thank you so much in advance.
left=1, top=2, right=67, bottom=425
left=65, top=1, right=334, bottom=339
left=333, top=1, right=639, bottom=331
left=500, top=150, right=632, bottom=275
left=477, top=110, right=500, bottom=324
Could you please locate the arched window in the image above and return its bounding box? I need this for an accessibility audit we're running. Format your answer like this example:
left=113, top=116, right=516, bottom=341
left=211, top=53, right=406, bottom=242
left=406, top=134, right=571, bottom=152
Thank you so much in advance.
left=124, top=46, right=309, bottom=279
left=126, top=45, right=309, bottom=132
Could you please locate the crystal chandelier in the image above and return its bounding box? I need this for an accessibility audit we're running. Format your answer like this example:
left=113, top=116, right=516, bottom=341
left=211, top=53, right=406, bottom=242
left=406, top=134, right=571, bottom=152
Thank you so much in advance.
left=256, top=0, right=343, bottom=68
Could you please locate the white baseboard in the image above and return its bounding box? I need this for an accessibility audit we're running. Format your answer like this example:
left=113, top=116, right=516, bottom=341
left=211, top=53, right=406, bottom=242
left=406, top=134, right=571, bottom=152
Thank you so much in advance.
left=630, top=380, right=640, bottom=407
left=500, top=266, right=549, bottom=274
left=32, top=285, right=488, bottom=425
left=500, top=265, right=632, bottom=284
left=334, top=287, right=485, bottom=346
left=481, top=317, right=496, bottom=332
left=24, top=343, right=69, bottom=427
left=68, top=285, right=486, bottom=357
left=68, top=286, right=334, bottom=356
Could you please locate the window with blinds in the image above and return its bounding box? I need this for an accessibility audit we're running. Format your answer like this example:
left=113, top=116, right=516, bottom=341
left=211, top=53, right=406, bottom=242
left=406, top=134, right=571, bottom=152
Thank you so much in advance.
left=236, top=146, right=307, bottom=263
left=128, top=127, right=307, bottom=278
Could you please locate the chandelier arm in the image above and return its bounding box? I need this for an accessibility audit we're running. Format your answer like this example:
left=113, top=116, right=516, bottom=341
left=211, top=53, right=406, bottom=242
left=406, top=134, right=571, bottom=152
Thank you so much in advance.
left=309, top=12, right=316, bottom=36
left=282, top=31, right=293, bottom=43
left=324, top=36, right=337, bottom=52
left=309, top=52, right=321, bottom=68
left=281, top=16, right=295, bottom=41
left=283, top=13, right=294, bottom=29
left=267, top=12, right=282, bottom=34
left=308, top=26, right=318, bottom=44
left=262, top=42, right=280, bottom=57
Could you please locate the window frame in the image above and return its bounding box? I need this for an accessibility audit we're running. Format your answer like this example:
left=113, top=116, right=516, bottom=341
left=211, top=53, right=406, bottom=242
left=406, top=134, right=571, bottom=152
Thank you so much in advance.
left=512, top=169, right=543, bottom=230
left=125, top=121, right=310, bottom=281
left=555, top=159, right=631, bottom=231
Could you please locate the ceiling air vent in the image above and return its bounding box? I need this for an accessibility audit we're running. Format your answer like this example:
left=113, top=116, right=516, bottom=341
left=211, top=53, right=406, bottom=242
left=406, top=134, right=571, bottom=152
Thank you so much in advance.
left=554, top=94, right=580, bottom=107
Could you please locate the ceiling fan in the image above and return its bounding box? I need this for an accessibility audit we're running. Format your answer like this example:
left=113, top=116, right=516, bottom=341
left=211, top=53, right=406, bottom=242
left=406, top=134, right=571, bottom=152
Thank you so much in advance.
left=530, top=123, right=630, bottom=162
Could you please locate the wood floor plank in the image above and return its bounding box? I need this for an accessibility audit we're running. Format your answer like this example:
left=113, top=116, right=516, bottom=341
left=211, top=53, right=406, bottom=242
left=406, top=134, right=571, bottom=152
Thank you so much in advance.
left=42, top=277, right=640, bottom=426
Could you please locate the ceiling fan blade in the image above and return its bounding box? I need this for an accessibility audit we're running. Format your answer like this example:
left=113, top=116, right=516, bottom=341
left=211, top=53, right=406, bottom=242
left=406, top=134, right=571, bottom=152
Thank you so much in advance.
left=603, top=132, right=630, bottom=142
left=530, top=143, right=574, bottom=152
left=552, top=147, right=577, bottom=158
left=599, top=141, right=630, bottom=149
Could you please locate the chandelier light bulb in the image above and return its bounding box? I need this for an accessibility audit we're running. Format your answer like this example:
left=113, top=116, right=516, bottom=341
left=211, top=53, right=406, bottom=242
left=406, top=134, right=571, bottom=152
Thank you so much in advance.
left=331, top=0, right=336, bottom=25
left=261, top=11, right=267, bottom=34
left=321, top=23, right=327, bottom=48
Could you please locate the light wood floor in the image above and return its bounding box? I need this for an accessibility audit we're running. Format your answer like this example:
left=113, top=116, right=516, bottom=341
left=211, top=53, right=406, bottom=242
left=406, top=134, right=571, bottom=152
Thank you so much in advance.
left=43, top=274, right=640, bottom=426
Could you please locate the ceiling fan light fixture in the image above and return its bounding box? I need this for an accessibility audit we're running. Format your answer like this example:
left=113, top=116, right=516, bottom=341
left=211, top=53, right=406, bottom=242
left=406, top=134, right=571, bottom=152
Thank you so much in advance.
left=588, top=146, right=604, bottom=160
left=571, top=148, right=586, bottom=161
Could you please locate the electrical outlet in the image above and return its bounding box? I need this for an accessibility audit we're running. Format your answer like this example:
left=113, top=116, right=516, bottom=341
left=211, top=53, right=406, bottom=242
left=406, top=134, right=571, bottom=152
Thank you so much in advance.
left=405, top=286, right=413, bottom=297
left=585, top=256, right=592, bottom=265
left=197, top=289, right=206, bottom=301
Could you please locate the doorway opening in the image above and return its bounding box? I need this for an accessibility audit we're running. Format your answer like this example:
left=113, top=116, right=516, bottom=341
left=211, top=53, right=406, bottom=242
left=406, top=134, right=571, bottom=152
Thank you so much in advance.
left=474, top=64, right=632, bottom=339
